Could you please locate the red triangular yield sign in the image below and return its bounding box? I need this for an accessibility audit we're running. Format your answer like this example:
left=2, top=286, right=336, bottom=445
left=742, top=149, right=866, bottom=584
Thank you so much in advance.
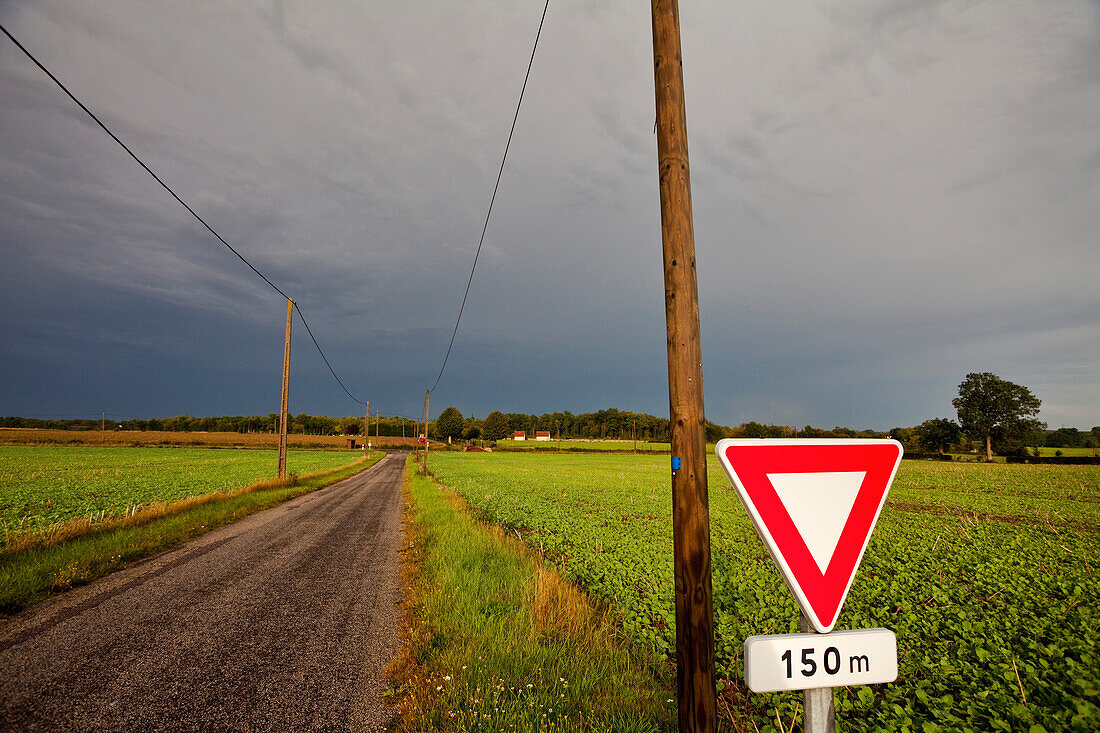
left=715, top=438, right=903, bottom=633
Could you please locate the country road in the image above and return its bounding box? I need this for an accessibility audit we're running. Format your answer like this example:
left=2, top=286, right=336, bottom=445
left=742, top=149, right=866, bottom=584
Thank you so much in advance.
left=0, top=452, right=407, bottom=733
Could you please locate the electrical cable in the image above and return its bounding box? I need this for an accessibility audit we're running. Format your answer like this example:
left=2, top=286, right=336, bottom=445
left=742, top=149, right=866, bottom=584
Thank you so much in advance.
left=1, top=22, right=367, bottom=407
left=428, top=0, right=551, bottom=395
left=291, top=302, right=365, bottom=405
left=0, top=23, right=290, bottom=302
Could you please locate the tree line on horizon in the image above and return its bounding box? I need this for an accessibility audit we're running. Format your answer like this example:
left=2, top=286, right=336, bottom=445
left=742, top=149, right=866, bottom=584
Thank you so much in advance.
left=0, top=408, right=900, bottom=444
left=4, top=374, right=1095, bottom=456
left=0, top=413, right=410, bottom=437
left=0, top=409, right=884, bottom=444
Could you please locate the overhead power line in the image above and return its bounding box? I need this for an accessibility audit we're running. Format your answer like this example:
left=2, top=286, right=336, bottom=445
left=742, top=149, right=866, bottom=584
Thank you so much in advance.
left=1, top=22, right=366, bottom=407
left=0, top=23, right=290, bottom=302
left=429, top=0, right=551, bottom=395
left=291, top=302, right=365, bottom=405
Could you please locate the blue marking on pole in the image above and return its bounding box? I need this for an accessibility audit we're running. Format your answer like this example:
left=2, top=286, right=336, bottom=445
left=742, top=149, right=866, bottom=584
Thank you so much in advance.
left=671, top=457, right=681, bottom=470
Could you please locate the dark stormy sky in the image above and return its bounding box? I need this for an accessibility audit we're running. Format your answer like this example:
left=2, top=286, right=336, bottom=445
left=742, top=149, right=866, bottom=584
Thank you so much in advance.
left=1, top=0, right=1097, bottom=429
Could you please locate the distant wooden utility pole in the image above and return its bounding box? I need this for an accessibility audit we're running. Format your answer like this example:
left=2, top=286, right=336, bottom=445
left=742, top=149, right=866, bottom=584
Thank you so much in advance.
left=650, top=0, right=717, bottom=730
left=277, top=298, right=293, bottom=479
left=422, top=390, right=430, bottom=473
left=365, top=400, right=370, bottom=450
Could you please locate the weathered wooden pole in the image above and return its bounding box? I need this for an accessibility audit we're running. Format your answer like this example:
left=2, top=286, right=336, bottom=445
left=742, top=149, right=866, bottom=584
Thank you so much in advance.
left=650, top=1, right=717, bottom=730
left=365, top=400, right=370, bottom=452
left=277, top=298, right=293, bottom=479
left=422, top=390, right=430, bottom=473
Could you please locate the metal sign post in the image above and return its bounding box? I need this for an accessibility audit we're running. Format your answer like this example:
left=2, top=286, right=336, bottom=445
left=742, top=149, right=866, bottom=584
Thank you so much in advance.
left=800, top=613, right=836, bottom=733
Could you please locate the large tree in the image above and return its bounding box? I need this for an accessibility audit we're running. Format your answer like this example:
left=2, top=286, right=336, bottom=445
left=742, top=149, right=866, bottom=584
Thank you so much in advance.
left=435, top=406, right=464, bottom=441
left=952, top=373, right=1043, bottom=461
left=481, top=410, right=511, bottom=442
left=914, top=417, right=962, bottom=454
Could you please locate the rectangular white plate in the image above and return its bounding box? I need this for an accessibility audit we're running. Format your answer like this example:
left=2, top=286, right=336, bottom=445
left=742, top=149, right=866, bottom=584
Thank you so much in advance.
left=744, top=628, right=897, bottom=692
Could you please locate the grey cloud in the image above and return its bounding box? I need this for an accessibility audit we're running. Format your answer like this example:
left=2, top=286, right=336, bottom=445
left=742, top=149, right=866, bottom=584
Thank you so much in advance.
left=0, top=0, right=1096, bottom=428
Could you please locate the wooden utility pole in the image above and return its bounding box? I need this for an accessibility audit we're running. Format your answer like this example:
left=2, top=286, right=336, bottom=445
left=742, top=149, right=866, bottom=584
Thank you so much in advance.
left=650, top=1, right=717, bottom=730
left=365, top=400, right=370, bottom=452
left=422, top=389, right=430, bottom=473
left=277, top=298, right=293, bottom=479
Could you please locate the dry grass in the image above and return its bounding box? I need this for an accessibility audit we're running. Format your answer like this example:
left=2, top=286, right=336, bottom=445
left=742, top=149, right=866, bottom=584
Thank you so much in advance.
left=528, top=564, right=606, bottom=643
left=0, top=428, right=424, bottom=449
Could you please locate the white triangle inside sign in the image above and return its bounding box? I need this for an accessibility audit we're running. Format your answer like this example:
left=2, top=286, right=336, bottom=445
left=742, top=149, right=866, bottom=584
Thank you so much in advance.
left=766, top=471, right=866, bottom=574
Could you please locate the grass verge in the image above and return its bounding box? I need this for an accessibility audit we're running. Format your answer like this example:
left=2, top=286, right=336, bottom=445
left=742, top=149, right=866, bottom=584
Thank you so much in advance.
left=0, top=452, right=383, bottom=613
left=388, top=457, right=675, bottom=732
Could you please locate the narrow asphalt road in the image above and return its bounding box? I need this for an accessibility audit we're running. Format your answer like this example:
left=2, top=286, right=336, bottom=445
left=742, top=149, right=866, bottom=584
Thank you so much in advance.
left=0, top=452, right=407, bottom=733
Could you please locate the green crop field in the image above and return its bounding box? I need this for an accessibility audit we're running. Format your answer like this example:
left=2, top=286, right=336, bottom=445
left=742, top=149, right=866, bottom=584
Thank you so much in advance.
left=0, top=445, right=360, bottom=540
left=887, top=461, right=1098, bottom=524
left=429, top=452, right=1099, bottom=732
left=1028, top=448, right=1099, bottom=458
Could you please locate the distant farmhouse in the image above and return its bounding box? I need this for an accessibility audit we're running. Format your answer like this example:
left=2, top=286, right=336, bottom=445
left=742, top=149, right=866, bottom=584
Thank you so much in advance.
left=513, top=431, right=526, bottom=441
left=535, top=431, right=551, bottom=441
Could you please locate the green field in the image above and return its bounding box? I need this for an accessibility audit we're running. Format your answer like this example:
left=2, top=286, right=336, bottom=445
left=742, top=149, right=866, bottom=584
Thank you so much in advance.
left=888, top=461, right=1098, bottom=524
left=0, top=446, right=360, bottom=539
left=429, top=452, right=1100, bottom=732
left=1027, top=447, right=1099, bottom=458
